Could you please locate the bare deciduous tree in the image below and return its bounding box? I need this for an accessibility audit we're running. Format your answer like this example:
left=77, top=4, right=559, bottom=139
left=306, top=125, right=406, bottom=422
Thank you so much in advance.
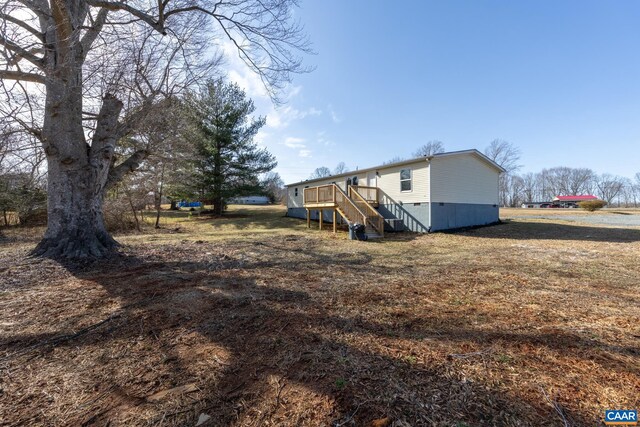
left=413, top=140, right=445, bottom=157
left=333, top=162, right=349, bottom=175
left=260, top=171, right=285, bottom=204
left=1, top=0, right=311, bottom=258
left=537, top=167, right=595, bottom=199
left=484, top=139, right=521, bottom=206
left=595, top=173, right=625, bottom=205
left=520, top=172, right=537, bottom=203
left=484, top=139, right=521, bottom=174
left=308, top=166, right=331, bottom=180
left=383, top=156, right=405, bottom=165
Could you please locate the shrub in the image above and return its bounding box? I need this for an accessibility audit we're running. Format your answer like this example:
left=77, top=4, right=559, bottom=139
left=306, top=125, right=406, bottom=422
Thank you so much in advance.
left=0, top=174, right=47, bottom=226
left=103, top=197, right=141, bottom=232
left=578, top=200, right=607, bottom=212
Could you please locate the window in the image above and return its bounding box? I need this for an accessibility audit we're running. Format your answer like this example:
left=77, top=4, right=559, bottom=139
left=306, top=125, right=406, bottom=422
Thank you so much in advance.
left=294, top=188, right=298, bottom=197
left=352, top=176, right=359, bottom=186
left=400, top=168, right=411, bottom=192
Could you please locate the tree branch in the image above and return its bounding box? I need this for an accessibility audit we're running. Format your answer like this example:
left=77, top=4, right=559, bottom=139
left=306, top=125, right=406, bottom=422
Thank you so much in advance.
left=15, top=0, right=50, bottom=15
left=91, top=93, right=123, bottom=153
left=0, top=34, right=44, bottom=68
left=84, top=1, right=166, bottom=34
left=0, top=13, right=45, bottom=41
left=80, top=8, right=109, bottom=60
left=0, top=69, right=45, bottom=83
left=106, top=149, right=150, bottom=190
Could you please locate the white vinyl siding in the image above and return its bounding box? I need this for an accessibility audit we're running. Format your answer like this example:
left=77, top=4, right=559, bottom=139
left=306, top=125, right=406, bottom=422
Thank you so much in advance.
left=429, top=155, right=500, bottom=204
left=376, top=161, right=429, bottom=203
left=286, top=175, right=356, bottom=208
left=287, top=186, right=303, bottom=208
left=286, top=160, right=430, bottom=207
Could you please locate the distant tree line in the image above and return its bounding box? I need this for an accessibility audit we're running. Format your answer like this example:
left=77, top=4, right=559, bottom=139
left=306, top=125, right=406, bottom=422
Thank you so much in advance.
left=308, top=162, right=351, bottom=180
left=500, top=169, right=639, bottom=207
left=373, top=138, right=640, bottom=208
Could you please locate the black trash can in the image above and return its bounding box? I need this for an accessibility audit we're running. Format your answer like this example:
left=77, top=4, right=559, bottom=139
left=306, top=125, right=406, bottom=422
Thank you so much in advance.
left=349, top=223, right=367, bottom=241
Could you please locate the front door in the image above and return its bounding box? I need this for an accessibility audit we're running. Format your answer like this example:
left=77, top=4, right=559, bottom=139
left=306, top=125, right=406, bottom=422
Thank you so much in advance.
left=366, top=171, right=377, bottom=187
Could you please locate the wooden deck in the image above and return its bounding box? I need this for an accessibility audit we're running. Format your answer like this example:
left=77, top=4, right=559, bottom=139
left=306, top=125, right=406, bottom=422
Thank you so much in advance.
left=302, top=184, right=385, bottom=237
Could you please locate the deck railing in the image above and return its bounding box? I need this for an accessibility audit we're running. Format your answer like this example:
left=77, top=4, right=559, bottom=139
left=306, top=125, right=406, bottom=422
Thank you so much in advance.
left=348, top=186, right=385, bottom=236
left=303, top=183, right=384, bottom=236
left=334, top=185, right=367, bottom=226
left=303, top=184, right=335, bottom=205
left=350, top=185, right=378, bottom=204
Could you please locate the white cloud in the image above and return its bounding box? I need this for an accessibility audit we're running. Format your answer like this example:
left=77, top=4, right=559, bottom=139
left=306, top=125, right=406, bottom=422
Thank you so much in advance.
left=220, top=41, right=324, bottom=134
left=218, top=40, right=322, bottom=162
left=328, top=104, right=342, bottom=123
left=281, top=136, right=312, bottom=158
left=287, top=85, right=302, bottom=99
left=317, top=133, right=334, bottom=147
left=267, top=105, right=322, bottom=129
left=283, top=137, right=306, bottom=149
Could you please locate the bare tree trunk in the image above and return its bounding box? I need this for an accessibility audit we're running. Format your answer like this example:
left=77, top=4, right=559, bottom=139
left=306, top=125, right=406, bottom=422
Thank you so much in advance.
left=155, top=162, right=165, bottom=228
left=33, top=166, right=118, bottom=257
left=213, top=142, right=224, bottom=215
left=129, top=198, right=141, bottom=232
left=32, top=68, right=122, bottom=258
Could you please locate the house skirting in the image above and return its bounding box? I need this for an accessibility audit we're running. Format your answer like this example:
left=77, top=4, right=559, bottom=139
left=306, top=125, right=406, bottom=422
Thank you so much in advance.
left=286, top=204, right=430, bottom=233
left=286, top=202, right=498, bottom=233
left=376, top=203, right=429, bottom=232
left=429, top=202, right=498, bottom=231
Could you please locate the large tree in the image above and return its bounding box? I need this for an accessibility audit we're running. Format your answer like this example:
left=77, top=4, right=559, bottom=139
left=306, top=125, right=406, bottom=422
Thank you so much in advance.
left=1, top=0, right=309, bottom=258
left=189, top=79, right=275, bottom=215
left=484, top=139, right=521, bottom=206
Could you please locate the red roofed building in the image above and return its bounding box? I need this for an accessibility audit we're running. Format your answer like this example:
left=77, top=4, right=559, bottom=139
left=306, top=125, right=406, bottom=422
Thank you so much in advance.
left=553, top=195, right=598, bottom=202
left=552, top=195, right=598, bottom=207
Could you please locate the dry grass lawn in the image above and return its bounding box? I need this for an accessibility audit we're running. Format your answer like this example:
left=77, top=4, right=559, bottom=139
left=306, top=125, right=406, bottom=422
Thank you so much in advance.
left=0, top=205, right=638, bottom=426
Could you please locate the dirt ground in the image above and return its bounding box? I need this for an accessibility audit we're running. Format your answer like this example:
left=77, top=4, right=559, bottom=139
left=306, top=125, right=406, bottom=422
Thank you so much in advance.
left=1, top=206, right=639, bottom=426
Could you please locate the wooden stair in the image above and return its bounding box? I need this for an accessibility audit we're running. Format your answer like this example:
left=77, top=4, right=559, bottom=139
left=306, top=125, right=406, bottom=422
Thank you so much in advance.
left=365, top=226, right=382, bottom=239
left=303, top=184, right=386, bottom=238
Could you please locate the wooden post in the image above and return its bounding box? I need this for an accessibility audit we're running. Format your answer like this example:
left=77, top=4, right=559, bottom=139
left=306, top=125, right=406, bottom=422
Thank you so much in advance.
left=333, top=209, right=337, bottom=233
left=306, top=208, right=310, bottom=228
left=319, top=209, right=323, bottom=230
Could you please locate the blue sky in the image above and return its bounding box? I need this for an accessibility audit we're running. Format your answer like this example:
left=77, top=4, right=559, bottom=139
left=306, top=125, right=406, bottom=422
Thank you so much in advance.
left=226, top=0, right=640, bottom=184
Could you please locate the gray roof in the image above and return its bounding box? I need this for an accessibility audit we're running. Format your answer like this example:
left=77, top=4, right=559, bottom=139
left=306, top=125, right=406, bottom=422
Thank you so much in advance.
left=285, top=149, right=506, bottom=187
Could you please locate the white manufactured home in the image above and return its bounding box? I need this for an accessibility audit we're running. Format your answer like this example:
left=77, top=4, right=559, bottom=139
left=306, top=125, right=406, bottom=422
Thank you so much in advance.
left=285, top=149, right=504, bottom=238
left=229, top=195, right=270, bottom=205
